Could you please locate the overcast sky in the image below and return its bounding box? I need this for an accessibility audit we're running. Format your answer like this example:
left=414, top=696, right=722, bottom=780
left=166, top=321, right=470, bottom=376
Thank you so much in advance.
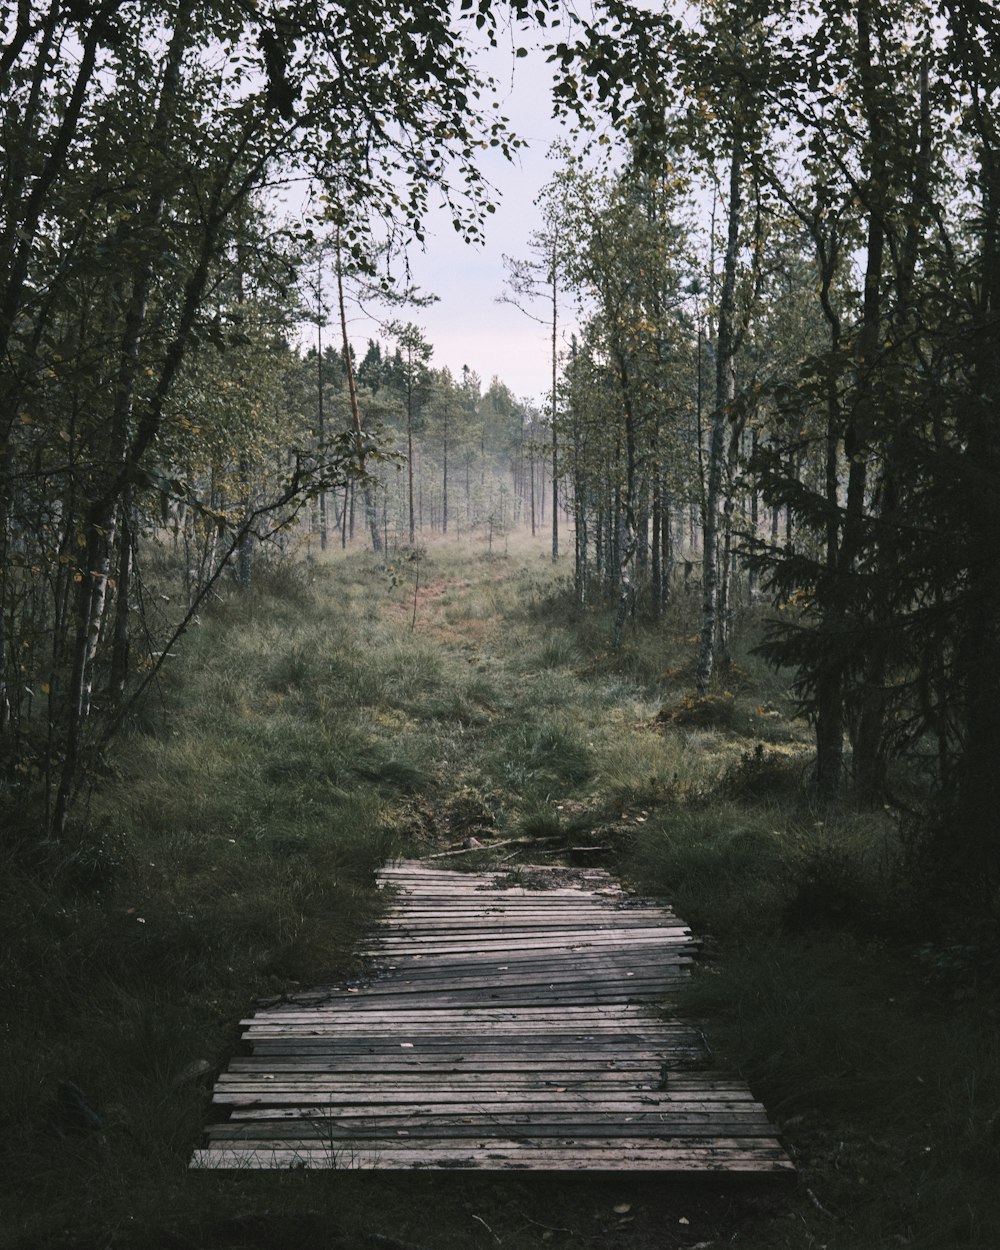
left=348, top=38, right=576, bottom=408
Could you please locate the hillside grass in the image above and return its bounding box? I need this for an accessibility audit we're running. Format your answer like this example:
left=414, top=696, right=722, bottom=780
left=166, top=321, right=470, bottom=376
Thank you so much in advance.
left=2, top=529, right=998, bottom=1249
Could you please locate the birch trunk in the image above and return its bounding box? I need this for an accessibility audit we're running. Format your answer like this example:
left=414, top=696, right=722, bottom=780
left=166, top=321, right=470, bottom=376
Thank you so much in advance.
left=335, top=232, right=381, bottom=554
left=850, top=0, right=892, bottom=801
left=612, top=350, right=638, bottom=650
left=550, top=240, right=559, bottom=562
left=697, top=129, right=743, bottom=696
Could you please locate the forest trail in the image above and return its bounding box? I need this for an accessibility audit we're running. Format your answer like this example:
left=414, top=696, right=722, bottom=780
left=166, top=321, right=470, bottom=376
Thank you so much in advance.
left=191, top=859, right=793, bottom=1175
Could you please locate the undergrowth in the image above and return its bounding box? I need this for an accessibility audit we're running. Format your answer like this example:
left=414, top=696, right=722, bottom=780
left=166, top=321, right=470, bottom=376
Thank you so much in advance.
left=2, top=529, right=998, bottom=1249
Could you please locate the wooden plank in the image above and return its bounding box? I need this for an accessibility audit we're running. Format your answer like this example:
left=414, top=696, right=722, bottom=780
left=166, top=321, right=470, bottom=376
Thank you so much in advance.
left=385, top=902, right=632, bottom=910
left=242, top=977, right=688, bottom=1006
left=216, top=1073, right=750, bottom=1090
left=221, top=1095, right=762, bottom=1112
left=246, top=1011, right=670, bottom=1025
left=206, top=1121, right=779, bottom=1142
left=192, top=1144, right=795, bottom=1173
left=244, top=990, right=685, bottom=1011
left=244, top=1032, right=678, bottom=1043
left=249, top=989, right=686, bottom=1010
left=207, top=1103, right=775, bottom=1124
left=217, top=1069, right=745, bottom=1085
left=264, top=1002, right=660, bottom=1017
left=240, top=1010, right=686, bottom=1026
left=374, top=929, right=689, bottom=941
left=233, top=1040, right=692, bottom=1055
left=381, top=884, right=625, bottom=896
left=245, top=979, right=690, bottom=1004
left=223, top=1072, right=747, bottom=1089
left=343, top=961, right=693, bottom=981
left=378, top=917, right=683, bottom=926
left=376, top=919, right=682, bottom=928
left=371, top=915, right=684, bottom=929
left=381, top=894, right=667, bottom=905
left=238, top=1022, right=690, bottom=1036
left=309, top=954, right=693, bottom=980
left=258, top=980, right=686, bottom=1000
left=232, top=1062, right=666, bottom=1078
left=383, top=902, right=674, bottom=911
left=254, top=1018, right=677, bottom=1030
left=208, top=1103, right=772, bottom=1123
left=364, top=956, right=693, bottom=978
left=196, top=1135, right=790, bottom=1152
left=373, top=930, right=689, bottom=942
left=380, top=875, right=622, bottom=885
left=194, top=1143, right=793, bottom=1161
left=246, top=1018, right=673, bottom=1031
left=364, top=932, right=693, bottom=949
left=237, top=1040, right=682, bottom=1056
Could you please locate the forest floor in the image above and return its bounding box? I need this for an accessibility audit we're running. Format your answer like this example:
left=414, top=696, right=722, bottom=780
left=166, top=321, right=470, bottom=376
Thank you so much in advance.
left=2, top=531, right=998, bottom=1250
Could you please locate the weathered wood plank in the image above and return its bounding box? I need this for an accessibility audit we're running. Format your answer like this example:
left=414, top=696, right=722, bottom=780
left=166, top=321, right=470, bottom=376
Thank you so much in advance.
left=231, top=1044, right=692, bottom=1059
left=375, top=934, right=689, bottom=947
left=245, top=1020, right=675, bottom=1033
left=224, top=1072, right=731, bottom=1089
left=245, top=990, right=685, bottom=1012
left=245, top=1013, right=674, bottom=1027
left=261, top=1003, right=660, bottom=1018
left=214, top=1075, right=749, bottom=1092
left=221, top=1095, right=762, bottom=1111
left=242, top=979, right=688, bottom=1008
left=205, top=1121, right=780, bottom=1142
left=192, top=1144, right=795, bottom=1173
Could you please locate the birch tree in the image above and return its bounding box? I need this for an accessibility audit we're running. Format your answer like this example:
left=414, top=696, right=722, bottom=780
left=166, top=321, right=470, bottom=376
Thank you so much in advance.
left=500, top=159, right=574, bottom=561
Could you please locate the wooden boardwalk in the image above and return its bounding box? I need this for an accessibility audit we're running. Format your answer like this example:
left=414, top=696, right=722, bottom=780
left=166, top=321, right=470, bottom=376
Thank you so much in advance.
left=191, top=860, right=793, bottom=1174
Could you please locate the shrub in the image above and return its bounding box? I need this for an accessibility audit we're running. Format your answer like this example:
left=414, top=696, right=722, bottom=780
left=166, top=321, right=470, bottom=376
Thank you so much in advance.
left=658, top=690, right=739, bottom=729
left=719, top=741, right=802, bottom=801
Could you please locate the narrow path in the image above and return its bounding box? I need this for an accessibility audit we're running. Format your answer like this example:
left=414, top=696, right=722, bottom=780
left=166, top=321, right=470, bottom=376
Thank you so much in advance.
left=191, top=861, right=793, bottom=1174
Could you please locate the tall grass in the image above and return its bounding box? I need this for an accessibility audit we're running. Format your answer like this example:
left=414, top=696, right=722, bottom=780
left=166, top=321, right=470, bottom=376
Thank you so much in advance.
left=0, top=555, right=417, bottom=1246
left=4, top=531, right=999, bottom=1250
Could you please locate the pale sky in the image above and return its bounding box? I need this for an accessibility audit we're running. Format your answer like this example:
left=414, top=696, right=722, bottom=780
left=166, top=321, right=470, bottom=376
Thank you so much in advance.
left=352, top=38, right=575, bottom=407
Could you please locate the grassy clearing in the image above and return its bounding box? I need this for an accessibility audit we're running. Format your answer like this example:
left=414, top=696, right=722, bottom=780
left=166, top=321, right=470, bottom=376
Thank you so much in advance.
left=3, top=529, right=999, bottom=1249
